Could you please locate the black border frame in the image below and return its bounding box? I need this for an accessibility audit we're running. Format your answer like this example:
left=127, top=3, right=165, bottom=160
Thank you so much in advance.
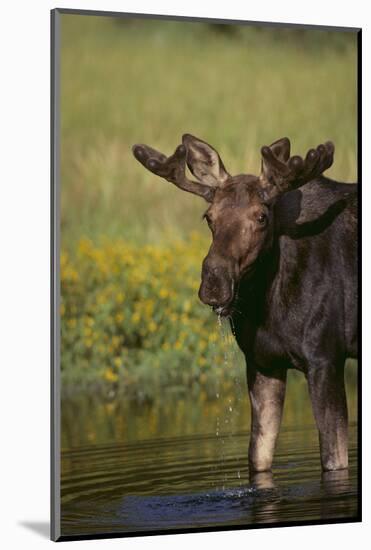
left=51, top=8, right=362, bottom=542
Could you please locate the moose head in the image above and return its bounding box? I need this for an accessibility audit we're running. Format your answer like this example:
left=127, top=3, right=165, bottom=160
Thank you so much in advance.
left=132, top=134, right=334, bottom=317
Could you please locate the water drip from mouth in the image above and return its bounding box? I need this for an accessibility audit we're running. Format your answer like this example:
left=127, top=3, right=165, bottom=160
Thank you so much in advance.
left=213, top=315, right=246, bottom=490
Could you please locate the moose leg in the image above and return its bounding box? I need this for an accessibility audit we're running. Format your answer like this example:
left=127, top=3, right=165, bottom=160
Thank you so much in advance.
left=247, top=366, right=287, bottom=472
left=307, top=361, right=348, bottom=471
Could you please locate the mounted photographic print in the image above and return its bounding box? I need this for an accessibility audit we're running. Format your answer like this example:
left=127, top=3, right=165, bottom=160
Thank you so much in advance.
left=51, top=8, right=361, bottom=542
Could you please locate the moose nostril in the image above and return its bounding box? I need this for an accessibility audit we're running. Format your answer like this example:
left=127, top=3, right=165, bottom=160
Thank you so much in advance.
left=199, top=280, right=233, bottom=308
left=199, top=257, right=235, bottom=307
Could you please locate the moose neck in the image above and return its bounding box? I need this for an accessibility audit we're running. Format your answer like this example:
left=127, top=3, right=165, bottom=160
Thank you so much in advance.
left=231, top=177, right=356, bottom=334
left=233, top=238, right=280, bottom=326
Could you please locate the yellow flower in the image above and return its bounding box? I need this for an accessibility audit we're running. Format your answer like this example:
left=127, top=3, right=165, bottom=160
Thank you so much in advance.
left=132, top=312, right=140, bottom=324
left=115, top=312, right=124, bottom=323
left=84, top=338, right=93, bottom=348
left=199, top=340, right=207, bottom=351
left=148, top=321, right=157, bottom=333
left=60, top=251, right=68, bottom=268
left=78, top=237, right=93, bottom=255
left=104, top=368, right=118, bottom=382
left=144, top=300, right=154, bottom=316
left=111, top=336, right=121, bottom=348
left=116, top=291, right=125, bottom=304
left=64, top=267, right=79, bottom=282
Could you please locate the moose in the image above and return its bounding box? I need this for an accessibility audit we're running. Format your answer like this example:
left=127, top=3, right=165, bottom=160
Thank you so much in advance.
left=132, top=134, right=357, bottom=473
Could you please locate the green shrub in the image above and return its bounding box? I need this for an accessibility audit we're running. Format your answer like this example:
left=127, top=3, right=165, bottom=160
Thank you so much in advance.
left=61, top=233, right=241, bottom=399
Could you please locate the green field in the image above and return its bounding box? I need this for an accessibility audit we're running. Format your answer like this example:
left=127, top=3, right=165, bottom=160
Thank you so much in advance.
left=61, top=15, right=357, bottom=246
left=60, top=14, right=357, bottom=400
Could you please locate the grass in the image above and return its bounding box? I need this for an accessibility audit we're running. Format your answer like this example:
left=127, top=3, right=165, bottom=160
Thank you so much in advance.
left=60, top=15, right=357, bottom=247
left=59, top=14, right=358, bottom=400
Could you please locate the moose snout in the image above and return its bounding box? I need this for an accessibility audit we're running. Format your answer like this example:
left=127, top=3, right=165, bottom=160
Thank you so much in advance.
left=198, top=261, right=234, bottom=310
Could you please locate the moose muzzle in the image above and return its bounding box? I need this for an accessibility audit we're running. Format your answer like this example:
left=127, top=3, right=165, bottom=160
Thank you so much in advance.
left=198, top=259, right=235, bottom=315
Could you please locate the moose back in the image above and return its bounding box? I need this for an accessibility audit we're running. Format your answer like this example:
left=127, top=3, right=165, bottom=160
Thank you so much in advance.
left=133, top=134, right=357, bottom=473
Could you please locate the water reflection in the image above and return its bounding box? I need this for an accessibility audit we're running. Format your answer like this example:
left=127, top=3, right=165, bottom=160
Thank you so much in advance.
left=61, top=426, right=358, bottom=536
left=62, top=363, right=357, bottom=449
left=250, top=471, right=275, bottom=489
left=61, top=362, right=358, bottom=536
left=321, top=469, right=352, bottom=501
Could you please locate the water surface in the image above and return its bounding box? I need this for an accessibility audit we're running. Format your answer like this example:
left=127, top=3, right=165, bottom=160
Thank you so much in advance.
left=61, top=423, right=358, bottom=537
left=61, top=356, right=358, bottom=537
left=61, top=364, right=357, bottom=536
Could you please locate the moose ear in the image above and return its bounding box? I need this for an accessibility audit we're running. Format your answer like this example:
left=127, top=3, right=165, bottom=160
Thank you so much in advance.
left=182, top=134, right=229, bottom=186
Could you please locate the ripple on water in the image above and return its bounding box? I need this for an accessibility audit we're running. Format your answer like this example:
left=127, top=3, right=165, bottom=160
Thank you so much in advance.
left=61, top=425, right=358, bottom=536
left=60, top=318, right=358, bottom=536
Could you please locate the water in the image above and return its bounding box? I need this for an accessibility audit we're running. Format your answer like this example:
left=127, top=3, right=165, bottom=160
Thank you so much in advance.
left=60, top=319, right=358, bottom=537
left=61, top=425, right=358, bottom=537
left=215, top=317, right=247, bottom=490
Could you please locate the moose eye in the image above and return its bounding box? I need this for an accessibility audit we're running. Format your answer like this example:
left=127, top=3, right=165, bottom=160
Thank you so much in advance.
left=257, top=212, right=267, bottom=225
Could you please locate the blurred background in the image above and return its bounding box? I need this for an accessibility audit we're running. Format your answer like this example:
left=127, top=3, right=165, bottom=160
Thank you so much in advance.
left=60, top=14, right=358, bottom=449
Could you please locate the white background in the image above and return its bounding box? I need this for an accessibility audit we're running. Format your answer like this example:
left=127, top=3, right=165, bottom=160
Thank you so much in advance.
left=0, top=0, right=369, bottom=548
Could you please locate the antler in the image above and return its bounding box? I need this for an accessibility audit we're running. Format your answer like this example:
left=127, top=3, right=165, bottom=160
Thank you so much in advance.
left=132, top=142, right=215, bottom=202
left=260, top=139, right=335, bottom=195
